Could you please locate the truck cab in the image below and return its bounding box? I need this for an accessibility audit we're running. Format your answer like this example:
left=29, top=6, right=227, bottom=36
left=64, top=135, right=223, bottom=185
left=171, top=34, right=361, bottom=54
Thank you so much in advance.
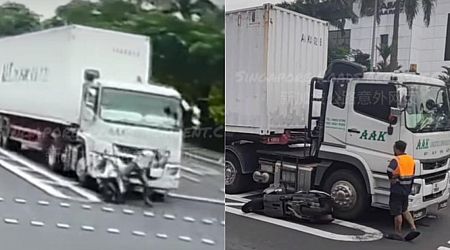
left=69, top=74, right=183, bottom=193
left=322, top=71, right=450, bottom=219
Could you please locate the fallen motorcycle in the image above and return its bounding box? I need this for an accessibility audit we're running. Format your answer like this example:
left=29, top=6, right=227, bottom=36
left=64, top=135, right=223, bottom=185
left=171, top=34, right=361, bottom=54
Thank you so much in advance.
left=242, top=189, right=334, bottom=224
left=92, top=150, right=169, bottom=206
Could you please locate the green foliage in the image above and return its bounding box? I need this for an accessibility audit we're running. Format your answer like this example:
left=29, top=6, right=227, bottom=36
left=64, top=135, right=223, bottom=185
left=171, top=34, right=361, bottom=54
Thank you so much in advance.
left=278, top=0, right=359, bottom=30
left=0, top=3, right=41, bottom=37
left=351, top=49, right=371, bottom=69
left=375, top=43, right=401, bottom=72
left=328, top=46, right=350, bottom=65
left=438, top=66, right=450, bottom=86
left=208, top=84, right=224, bottom=124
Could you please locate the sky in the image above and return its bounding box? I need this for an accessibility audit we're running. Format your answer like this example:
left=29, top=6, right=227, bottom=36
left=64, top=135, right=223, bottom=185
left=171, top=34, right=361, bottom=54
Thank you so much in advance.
left=225, top=0, right=291, bottom=11
left=0, top=0, right=225, bottom=19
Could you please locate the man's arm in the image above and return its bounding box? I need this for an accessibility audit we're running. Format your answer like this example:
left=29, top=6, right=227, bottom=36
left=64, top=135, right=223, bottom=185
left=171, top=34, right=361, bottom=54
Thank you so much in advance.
left=387, top=159, right=399, bottom=183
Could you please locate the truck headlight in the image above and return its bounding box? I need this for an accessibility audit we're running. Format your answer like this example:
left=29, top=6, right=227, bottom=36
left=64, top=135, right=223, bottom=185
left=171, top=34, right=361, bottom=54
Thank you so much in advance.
left=411, top=183, right=421, bottom=195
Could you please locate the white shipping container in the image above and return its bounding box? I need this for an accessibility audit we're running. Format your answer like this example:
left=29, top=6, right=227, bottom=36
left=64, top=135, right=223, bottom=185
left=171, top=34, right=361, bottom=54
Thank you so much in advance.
left=226, top=4, right=328, bottom=135
left=0, top=25, right=150, bottom=125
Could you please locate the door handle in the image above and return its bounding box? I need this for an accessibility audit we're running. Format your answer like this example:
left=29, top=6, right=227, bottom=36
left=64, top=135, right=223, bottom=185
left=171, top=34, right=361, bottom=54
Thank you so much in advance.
left=347, top=128, right=360, bottom=134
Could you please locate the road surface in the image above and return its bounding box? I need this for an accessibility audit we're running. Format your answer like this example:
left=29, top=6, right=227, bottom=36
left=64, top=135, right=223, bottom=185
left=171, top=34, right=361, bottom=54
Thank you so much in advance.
left=0, top=145, right=224, bottom=250
left=226, top=191, right=450, bottom=250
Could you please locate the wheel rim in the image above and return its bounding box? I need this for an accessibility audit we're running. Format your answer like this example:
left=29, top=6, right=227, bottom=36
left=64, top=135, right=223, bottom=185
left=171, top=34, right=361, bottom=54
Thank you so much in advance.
left=225, top=160, right=237, bottom=185
left=48, top=144, right=58, bottom=167
left=330, top=180, right=358, bottom=210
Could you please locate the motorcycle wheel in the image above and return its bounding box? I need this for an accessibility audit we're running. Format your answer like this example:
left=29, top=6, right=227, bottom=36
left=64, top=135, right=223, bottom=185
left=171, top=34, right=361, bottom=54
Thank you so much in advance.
left=241, top=198, right=264, bottom=213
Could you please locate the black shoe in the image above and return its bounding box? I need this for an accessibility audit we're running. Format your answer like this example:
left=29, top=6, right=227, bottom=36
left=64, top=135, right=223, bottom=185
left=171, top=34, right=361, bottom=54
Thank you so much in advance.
left=404, top=230, right=420, bottom=241
left=384, top=233, right=404, bottom=241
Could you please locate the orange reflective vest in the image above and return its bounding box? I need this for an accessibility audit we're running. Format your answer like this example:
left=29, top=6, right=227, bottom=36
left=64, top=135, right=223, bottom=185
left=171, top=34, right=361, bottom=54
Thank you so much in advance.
left=392, top=155, right=415, bottom=185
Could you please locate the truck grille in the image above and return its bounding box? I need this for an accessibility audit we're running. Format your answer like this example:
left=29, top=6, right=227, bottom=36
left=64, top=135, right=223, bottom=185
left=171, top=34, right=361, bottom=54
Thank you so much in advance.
left=423, top=191, right=443, bottom=202
left=422, top=158, right=448, bottom=170
left=424, top=171, right=447, bottom=185
left=114, top=144, right=142, bottom=155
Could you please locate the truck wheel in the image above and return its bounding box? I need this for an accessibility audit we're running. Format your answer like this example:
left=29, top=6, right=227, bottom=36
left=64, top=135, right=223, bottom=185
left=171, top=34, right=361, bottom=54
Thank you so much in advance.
left=46, top=141, right=63, bottom=172
left=76, top=156, right=96, bottom=189
left=323, top=169, right=369, bottom=220
left=225, top=151, right=251, bottom=194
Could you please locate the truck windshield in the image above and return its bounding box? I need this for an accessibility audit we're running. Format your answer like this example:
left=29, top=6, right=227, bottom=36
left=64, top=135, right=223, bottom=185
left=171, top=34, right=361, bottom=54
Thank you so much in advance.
left=405, top=83, right=450, bottom=132
left=99, top=88, right=182, bottom=131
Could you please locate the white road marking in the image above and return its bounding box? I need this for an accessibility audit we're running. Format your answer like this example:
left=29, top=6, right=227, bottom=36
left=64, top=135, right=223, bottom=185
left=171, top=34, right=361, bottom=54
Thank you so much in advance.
left=438, top=247, right=450, bottom=250
left=164, top=214, right=176, bottom=220
left=107, top=228, right=120, bottom=234
left=226, top=206, right=382, bottom=242
left=38, top=200, right=49, bottom=206
left=202, top=218, right=213, bottom=225
left=178, top=236, right=192, bottom=242
left=226, top=202, right=245, bottom=206
left=180, top=166, right=206, bottom=176
left=183, top=152, right=223, bottom=167
left=132, top=231, right=146, bottom=237
left=226, top=193, right=383, bottom=242
left=14, top=198, right=26, bottom=204
left=81, top=225, right=95, bottom=231
left=448, top=241, right=450, bottom=244
left=56, top=223, right=70, bottom=229
left=0, top=148, right=100, bottom=202
left=122, top=209, right=135, bottom=215
left=183, top=216, right=196, bottom=222
left=60, top=202, right=71, bottom=208
left=0, top=197, right=3, bottom=202
left=81, top=204, right=92, bottom=210
left=0, top=159, right=70, bottom=199
left=168, top=192, right=224, bottom=205
left=221, top=220, right=225, bottom=226
left=202, top=238, right=216, bottom=245
left=4, top=218, right=18, bottom=224
left=30, top=221, right=44, bottom=227
left=181, top=174, right=201, bottom=183
left=143, top=211, right=155, bottom=217
left=156, top=233, right=168, bottom=239
left=102, top=207, right=115, bottom=213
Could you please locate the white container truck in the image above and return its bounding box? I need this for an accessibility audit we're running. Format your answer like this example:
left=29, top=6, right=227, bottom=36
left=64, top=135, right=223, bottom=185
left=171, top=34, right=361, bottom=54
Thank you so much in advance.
left=0, top=25, right=182, bottom=194
left=225, top=4, right=450, bottom=220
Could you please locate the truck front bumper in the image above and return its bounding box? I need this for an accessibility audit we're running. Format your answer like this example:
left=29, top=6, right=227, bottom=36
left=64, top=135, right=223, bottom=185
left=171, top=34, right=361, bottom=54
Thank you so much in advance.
left=408, top=173, right=449, bottom=219
left=129, top=163, right=181, bottom=192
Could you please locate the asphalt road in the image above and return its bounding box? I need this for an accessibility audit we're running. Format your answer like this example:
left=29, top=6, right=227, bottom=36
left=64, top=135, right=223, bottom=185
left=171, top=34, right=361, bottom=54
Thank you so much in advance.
left=226, top=191, right=450, bottom=250
left=0, top=145, right=224, bottom=250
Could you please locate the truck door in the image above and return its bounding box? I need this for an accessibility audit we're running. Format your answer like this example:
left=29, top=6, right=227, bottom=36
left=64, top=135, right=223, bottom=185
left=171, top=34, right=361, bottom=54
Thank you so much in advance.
left=345, top=82, right=400, bottom=173
left=323, top=79, right=350, bottom=146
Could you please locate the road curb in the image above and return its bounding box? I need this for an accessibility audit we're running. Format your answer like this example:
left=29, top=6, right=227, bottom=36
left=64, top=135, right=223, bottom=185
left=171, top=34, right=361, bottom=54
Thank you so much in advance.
left=183, top=152, right=224, bottom=167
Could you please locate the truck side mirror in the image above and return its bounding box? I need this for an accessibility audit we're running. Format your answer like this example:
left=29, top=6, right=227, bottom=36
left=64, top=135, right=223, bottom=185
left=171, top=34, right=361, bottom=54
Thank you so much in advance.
left=84, top=69, right=100, bottom=82
left=85, top=87, right=98, bottom=115
left=397, top=87, right=408, bottom=110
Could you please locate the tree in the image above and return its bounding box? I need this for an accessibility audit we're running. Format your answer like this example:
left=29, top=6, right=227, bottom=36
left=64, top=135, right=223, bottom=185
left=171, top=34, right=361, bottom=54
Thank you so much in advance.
left=328, top=46, right=350, bottom=64
left=352, top=49, right=371, bottom=69
left=0, top=3, right=41, bottom=37
left=438, top=66, right=450, bottom=86
left=375, top=43, right=402, bottom=72
left=278, top=0, right=359, bottom=30
left=360, top=0, right=436, bottom=71
left=165, top=0, right=219, bottom=21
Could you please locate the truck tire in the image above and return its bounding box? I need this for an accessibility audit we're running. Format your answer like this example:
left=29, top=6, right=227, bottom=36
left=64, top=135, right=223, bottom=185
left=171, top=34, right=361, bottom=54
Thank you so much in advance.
left=46, top=140, right=63, bottom=172
left=323, top=169, right=369, bottom=220
left=225, top=151, right=251, bottom=194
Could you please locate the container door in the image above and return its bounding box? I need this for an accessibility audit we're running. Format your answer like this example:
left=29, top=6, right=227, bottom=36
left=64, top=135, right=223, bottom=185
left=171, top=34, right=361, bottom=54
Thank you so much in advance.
left=345, top=81, right=400, bottom=174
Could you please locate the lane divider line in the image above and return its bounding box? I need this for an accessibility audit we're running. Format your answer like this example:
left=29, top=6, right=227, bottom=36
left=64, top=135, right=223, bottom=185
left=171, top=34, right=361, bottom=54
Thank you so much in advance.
left=183, top=152, right=223, bottom=167
left=168, top=192, right=224, bottom=205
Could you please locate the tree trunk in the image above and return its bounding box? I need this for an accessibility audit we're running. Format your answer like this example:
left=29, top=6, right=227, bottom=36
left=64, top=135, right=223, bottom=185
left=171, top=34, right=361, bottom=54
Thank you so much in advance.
left=389, top=0, right=400, bottom=71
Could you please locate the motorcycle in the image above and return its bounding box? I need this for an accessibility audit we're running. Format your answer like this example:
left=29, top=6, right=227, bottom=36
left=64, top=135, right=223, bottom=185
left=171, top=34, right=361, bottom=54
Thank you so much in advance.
left=93, top=149, right=169, bottom=206
left=242, top=188, right=334, bottom=224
